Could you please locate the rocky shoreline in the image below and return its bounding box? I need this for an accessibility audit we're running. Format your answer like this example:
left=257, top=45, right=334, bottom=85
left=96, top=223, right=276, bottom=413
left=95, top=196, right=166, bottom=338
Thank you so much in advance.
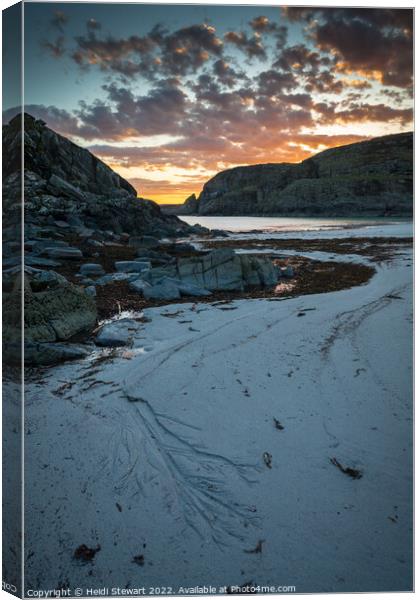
left=2, top=115, right=412, bottom=368
left=7, top=222, right=392, bottom=366
left=164, top=131, right=413, bottom=217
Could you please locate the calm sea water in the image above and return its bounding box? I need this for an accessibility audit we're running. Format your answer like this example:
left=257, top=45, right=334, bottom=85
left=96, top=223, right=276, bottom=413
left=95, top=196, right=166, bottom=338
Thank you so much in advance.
left=179, top=215, right=411, bottom=233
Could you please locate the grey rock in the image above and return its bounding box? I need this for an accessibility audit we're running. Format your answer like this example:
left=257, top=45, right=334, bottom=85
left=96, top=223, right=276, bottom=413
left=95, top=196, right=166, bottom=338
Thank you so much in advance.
left=169, top=242, right=196, bottom=254
left=85, top=286, right=97, bottom=297
left=32, top=239, right=69, bottom=254
left=115, top=260, right=151, bottom=273
left=129, top=235, right=161, bottom=249
left=23, top=342, right=90, bottom=366
left=25, top=255, right=62, bottom=268
left=80, top=263, right=105, bottom=276
left=95, top=272, right=131, bottom=285
left=175, top=249, right=278, bottom=292
left=143, top=279, right=181, bottom=301
left=95, top=318, right=141, bottom=347
left=177, top=281, right=212, bottom=297
left=47, top=174, right=86, bottom=201
left=54, top=220, right=70, bottom=228
left=3, top=257, right=21, bottom=268
left=87, top=239, right=104, bottom=248
left=44, top=246, right=83, bottom=260
left=26, top=268, right=69, bottom=292
left=147, top=265, right=178, bottom=284
left=3, top=270, right=97, bottom=361
left=129, top=279, right=152, bottom=294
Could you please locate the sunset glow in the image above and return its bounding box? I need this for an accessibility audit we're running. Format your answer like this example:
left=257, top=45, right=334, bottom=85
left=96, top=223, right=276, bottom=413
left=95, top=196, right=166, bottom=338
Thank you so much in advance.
left=8, top=4, right=413, bottom=204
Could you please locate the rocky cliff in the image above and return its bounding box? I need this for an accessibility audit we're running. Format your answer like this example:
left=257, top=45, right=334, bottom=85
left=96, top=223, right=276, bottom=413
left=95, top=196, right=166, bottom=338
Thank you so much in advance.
left=175, top=132, right=413, bottom=217
left=3, top=113, right=189, bottom=236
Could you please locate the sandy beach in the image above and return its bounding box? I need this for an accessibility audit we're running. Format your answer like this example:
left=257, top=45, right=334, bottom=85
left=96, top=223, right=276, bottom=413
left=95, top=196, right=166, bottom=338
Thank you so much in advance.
left=21, top=223, right=413, bottom=594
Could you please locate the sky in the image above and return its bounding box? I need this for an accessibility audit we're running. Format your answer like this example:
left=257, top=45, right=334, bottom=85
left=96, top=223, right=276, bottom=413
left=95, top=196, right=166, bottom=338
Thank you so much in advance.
left=4, top=3, right=414, bottom=204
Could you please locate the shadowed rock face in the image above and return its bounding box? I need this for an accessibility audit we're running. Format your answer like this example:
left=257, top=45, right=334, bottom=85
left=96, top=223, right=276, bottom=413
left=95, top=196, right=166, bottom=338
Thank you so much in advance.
left=3, top=113, right=189, bottom=237
left=3, top=267, right=97, bottom=364
left=179, top=132, right=413, bottom=217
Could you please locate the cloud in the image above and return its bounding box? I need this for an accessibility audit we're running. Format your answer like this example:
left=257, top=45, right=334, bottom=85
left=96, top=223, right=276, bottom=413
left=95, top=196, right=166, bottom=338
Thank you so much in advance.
left=41, top=10, right=69, bottom=58
left=24, top=8, right=414, bottom=203
left=51, top=10, right=68, bottom=32
left=74, top=78, right=188, bottom=140
left=69, top=22, right=223, bottom=79
left=224, top=31, right=266, bottom=60
left=86, top=18, right=101, bottom=32
left=273, top=44, right=326, bottom=74
left=212, top=59, right=245, bottom=88
left=283, top=7, right=413, bottom=88
left=42, top=36, right=66, bottom=58
left=314, top=101, right=413, bottom=125
left=256, top=69, right=296, bottom=96
left=249, top=15, right=287, bottom=47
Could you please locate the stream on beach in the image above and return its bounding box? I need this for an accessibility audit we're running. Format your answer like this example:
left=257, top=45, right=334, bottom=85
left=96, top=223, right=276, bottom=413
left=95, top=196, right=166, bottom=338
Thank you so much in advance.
left=12, top=221, right=413, bottom=594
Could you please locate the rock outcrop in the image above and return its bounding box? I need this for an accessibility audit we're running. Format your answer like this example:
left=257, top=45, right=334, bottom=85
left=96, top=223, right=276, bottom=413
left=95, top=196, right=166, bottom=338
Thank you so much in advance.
left=2, top=113, right=196, bottom=364
left=127, top=248, right=281, bottom=300
left=3, top=266, right=97, bottom=364
left=3, top=113, right=190, bottom=237
left=172, top=132, right=413, bottom=217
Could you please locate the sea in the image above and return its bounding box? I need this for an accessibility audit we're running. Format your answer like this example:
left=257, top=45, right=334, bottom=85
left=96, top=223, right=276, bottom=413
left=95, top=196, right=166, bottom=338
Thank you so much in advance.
left=178, top=215, right=412, bottom=234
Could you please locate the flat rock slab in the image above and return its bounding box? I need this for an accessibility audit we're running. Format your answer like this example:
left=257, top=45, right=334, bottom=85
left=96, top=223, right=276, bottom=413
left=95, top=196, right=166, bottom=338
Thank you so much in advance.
left=96, top=272, right=138, bottom=285
left=143, top=279, right=181, bottom=301
left=115, top=260, right=151, bottom=273
left=24, top=342, right=90, bottom=366
left=95, top=319, right=142, bottom=347
left=45, top=247, right=83, bottom=260
left=80, top=263, right=105, bottom=276
left=129, top=279, right=152, bottom=294
left=25, top=256, right=62, bottom=268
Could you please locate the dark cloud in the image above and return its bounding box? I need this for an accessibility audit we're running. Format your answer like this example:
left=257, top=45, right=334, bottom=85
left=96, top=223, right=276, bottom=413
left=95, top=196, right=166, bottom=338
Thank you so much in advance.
left=314, top=101, right=413, bottom=125
left=256, top=69, right=296, bottom=96
left=249, top=15, right=287, bottom=48
left=273, top=44, right=325, bottom=74
left=14, top=104, right=92, bottom=139
left=224, top=31, right=266, bottom=60
left=51, top=10, right=68, bottom=32
left=76, top=78, right=188, bottom=139
left=212, top=59, right=245, bottom=88
left=25, top=8, right=413, bottom=203
left=283, top=7, right=412, bottom=31
left=304, top=70, right=344, bottom=95
left=283, top=7, right=413, bottom=88
left=42, top=36, right=66, bottom=58
left=86, top=18, right=101, bottom=32
left=158, top=23, right=223, bottom=75
left=69, top=22, right=222, bottom=79
left=42, top=10, right=69, bottom=58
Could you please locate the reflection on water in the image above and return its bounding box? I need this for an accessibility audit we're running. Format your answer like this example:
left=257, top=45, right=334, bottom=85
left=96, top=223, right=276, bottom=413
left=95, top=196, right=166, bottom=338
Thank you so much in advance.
left=179, top=215, right=411, bottom=233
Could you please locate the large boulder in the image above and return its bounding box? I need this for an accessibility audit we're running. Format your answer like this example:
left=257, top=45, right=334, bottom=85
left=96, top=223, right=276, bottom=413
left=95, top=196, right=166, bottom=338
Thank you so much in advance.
left=135, top=249, right=278, bottom=295
left=95, top=319, right=141, bottom=347
left=3, top=267, right=97, bottom=364
left=143, top=278, right=181, bottom=301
